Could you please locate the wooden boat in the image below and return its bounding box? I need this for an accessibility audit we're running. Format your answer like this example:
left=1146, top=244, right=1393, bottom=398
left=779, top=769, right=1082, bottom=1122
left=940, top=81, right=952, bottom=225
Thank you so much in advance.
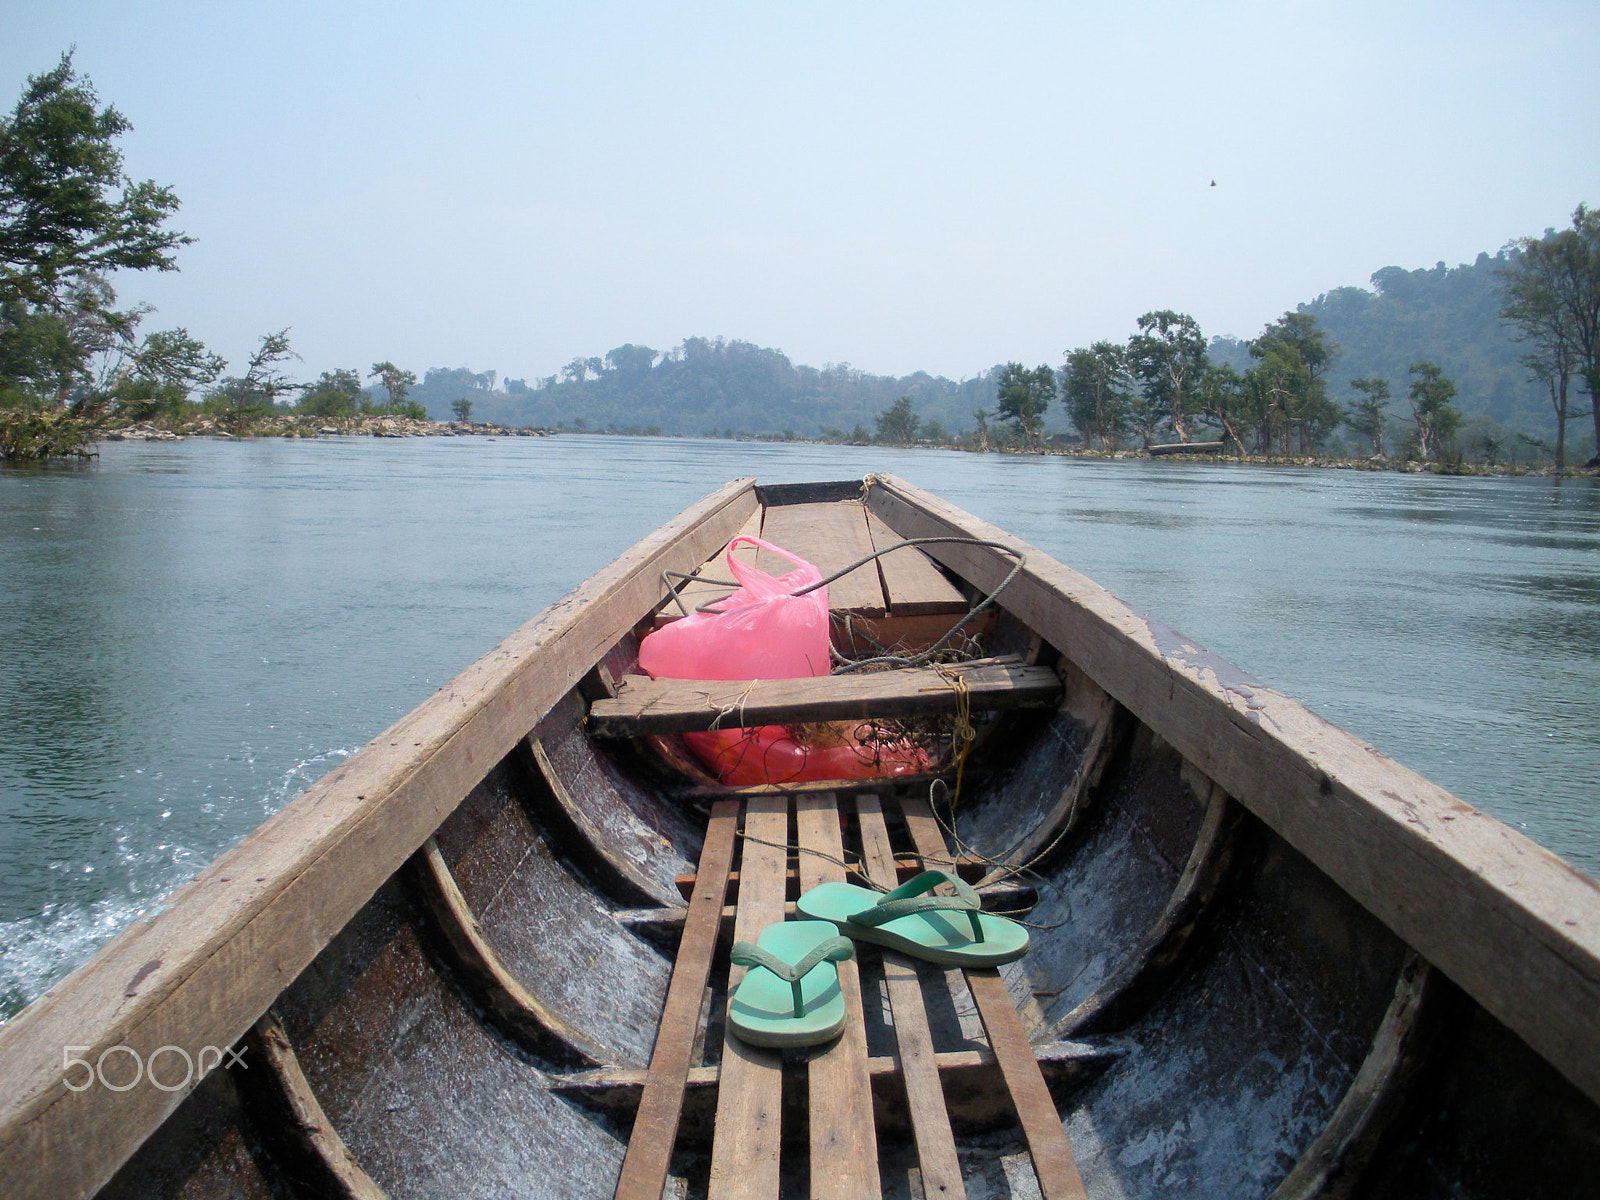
left=2, top=474, right=1597, bottom=1199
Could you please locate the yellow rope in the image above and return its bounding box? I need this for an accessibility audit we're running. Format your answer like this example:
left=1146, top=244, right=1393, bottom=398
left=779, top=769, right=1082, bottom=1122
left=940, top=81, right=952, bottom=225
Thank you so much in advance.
left=939, top=667, right=975, bottom=808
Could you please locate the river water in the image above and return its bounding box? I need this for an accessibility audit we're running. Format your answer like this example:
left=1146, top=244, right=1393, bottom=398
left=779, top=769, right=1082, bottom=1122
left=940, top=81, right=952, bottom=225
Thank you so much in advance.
left=2, top=435, right=1597, bottom=1018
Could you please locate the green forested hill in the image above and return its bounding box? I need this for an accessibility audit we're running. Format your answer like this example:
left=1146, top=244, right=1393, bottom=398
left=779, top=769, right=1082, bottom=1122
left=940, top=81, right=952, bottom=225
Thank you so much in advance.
left=1209, top=249, right=1559, bottom=441
left=411, top=238, right=1574, bottom=447
left=413, top=338, right=1001, bottom=439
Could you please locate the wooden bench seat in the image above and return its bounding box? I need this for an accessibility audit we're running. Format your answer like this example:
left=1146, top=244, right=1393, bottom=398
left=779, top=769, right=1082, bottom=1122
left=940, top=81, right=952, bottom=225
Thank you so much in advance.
left=587, top=660, right=1061, bottom=738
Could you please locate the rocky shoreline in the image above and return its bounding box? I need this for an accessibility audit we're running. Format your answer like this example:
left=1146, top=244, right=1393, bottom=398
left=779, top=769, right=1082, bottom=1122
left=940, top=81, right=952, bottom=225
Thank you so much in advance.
left=104, top=414, right=557, bottom=442
left=1044, top=445, right=1599, bottom=477
left=94, top=419, right=1599, bottom=478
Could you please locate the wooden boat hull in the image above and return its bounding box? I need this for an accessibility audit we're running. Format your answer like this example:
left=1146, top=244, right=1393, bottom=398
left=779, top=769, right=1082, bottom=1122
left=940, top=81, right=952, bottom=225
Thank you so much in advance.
left=2, top=475, right=1596, bottom=1199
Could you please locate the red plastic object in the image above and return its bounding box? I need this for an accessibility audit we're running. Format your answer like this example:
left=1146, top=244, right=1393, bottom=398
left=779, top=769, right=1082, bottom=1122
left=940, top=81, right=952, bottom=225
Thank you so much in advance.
left=639, top=536, right=928, bottom=784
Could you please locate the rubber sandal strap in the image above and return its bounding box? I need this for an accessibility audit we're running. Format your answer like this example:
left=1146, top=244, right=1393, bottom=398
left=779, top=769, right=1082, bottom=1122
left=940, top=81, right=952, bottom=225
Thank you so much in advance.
left=848, top=869, right=985, bottom=942
left=731, top=936, right=854, bottom=1015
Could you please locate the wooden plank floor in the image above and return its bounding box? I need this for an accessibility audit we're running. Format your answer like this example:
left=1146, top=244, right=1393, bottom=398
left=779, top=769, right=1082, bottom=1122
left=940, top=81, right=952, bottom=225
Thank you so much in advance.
left=708, top=796, right=790, bottom=1199
left=614, top=787, right=1080, bottom=1199
left=795, top=795, right=879, bottom=1198
left=613, top=801, right=740, bottom=1200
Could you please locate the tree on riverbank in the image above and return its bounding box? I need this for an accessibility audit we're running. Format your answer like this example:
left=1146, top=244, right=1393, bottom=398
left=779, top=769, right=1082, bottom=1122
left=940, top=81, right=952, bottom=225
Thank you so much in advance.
left=1347, top=377, right=1391, bottom=457
left=1405, top=361, right=1462, bottom=461
left=0, top=55, right=196, bottom=459
left=995, top=363, right=1055, bottom=447
left=1498, top=207, right=1600, bottom=470
left=1127, top=311, right=1206, bottom=444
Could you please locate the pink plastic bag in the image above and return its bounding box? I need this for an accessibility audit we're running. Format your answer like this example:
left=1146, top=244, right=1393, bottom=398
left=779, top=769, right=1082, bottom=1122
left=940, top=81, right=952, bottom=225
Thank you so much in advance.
left=639, top=536, right=829, bottom=681
left=639, top=536, right=928, bottom=785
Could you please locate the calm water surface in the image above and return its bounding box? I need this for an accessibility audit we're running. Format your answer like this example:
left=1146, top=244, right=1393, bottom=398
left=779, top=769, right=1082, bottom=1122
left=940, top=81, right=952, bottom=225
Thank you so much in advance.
left=2, top=435, right=1597, bottom=1016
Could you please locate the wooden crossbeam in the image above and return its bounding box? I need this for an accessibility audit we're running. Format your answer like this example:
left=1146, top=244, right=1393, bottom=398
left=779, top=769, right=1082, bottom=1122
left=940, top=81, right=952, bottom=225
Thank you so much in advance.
left=613, top=800, right=740, bottom=1200
left=898, top=796, right=1088, bottom=1200
left=588, top=661, right=1061, bottom=738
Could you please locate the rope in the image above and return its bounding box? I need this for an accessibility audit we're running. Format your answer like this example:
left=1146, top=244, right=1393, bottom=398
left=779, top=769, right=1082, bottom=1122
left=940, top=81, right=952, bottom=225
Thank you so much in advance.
left=654, top=537, right=1027, bottom=662
left=938, top=668, right=975, bottom=809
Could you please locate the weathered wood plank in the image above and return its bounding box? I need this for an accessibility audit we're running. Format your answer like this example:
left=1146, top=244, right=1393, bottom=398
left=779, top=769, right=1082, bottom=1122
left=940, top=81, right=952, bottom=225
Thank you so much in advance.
left=1048, top=783, right=1239, bottom=1039
left=757, top=500, right=887, bottom=615
left=1267, top=954, right=1437, bottom=1200
left=240, top=1010, right=389, bottom=1200
left=865, top=473, right=1600, bottom=1107
left=899, top=795, right=1087, bottom=1200
left=0, top=478, right=761, bottom=1200
left=856, top=794, right=967, bottom=1200
left=796, top=794, right=879, bottom=1198
left=407, top=837, right=607, bottom=1065
left=863, top=506, right=970, bottom=616
left=614, top=800, right=741, bottom=1200
left=658, top=509, right=765, bottom=621
left=589, top=661, right=1061, bottom=737
left=708, top=796, right=789, bottom=1199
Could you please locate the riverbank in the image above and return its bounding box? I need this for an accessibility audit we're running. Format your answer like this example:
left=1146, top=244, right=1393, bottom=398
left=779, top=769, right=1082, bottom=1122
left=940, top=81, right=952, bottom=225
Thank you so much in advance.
left=1042, top=444, right=1600, bottom=478
left=85, top=417, right=1600, bottom=477
left=104, top=414, right=557, bottom=441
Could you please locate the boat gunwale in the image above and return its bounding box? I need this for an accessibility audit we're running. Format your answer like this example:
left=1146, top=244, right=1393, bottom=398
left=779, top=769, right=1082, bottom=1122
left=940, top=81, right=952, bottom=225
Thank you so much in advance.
left=861, top=471, right=1600, bottom=1108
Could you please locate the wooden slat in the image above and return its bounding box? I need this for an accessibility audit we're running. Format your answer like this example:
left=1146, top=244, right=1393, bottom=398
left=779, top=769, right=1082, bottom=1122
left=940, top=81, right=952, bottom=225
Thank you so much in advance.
left=863, top=472, right=1600, bottom=1107
left=863, top=506, right=969, bottom=616
left=856, top=794, right=966, bottom=1200
left=589, top=661, right=1061, bottom=737
left=757, top=500, right=887, bottom=615
left=796, top=794, right=879, bottom=1198
left=899, top=796, right=1087, bottom=1200
left=0, top=476, right=761, bottom=1200
left=614, top=800, right=741, bottom=1200
left=708, top=796, right=789, bottom=1199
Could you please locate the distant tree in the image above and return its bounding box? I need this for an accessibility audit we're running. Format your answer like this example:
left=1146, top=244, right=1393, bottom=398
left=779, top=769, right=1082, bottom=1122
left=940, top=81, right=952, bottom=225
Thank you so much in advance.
left=1406, top=361, right=1461, bottom=460
left=298, top=368, right=362, bottom=418
left=874, top=394, right=920, bottom=444
left=1063, top=342, right=1131, bottom=450
left=211, top=330, right=297, bottom=418
left=1248, top=312, right=1339, bottom=454
left=1498, top=210, right=1600, bottom=470
left=1194, top=362, right=1248, bottom=451
left=995, top=362, right=1055, bottom=447
left=451, top=397, right=473, bottom=423
left=369, top=360, right=416, bottom=410
left=1347, top=377, right=1391, bottom=458
left=972, top=407, right=990, bottom=451
left=922, top=417, right=947, bottom=444
left=1127, top=311, right=1206, bottom=442
left=605, top=344, right=658, bottom=374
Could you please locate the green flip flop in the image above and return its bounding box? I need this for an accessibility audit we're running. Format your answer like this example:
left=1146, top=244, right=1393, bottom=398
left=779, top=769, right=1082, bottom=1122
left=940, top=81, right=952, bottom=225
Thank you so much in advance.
left=795, top=869, right=1029, bottom=967
left=727, top=920, right=855, bottom=1048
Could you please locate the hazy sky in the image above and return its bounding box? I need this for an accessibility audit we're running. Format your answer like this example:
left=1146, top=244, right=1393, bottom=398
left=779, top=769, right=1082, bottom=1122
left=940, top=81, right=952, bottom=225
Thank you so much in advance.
left=6, top=1, right=1598, bottom=387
